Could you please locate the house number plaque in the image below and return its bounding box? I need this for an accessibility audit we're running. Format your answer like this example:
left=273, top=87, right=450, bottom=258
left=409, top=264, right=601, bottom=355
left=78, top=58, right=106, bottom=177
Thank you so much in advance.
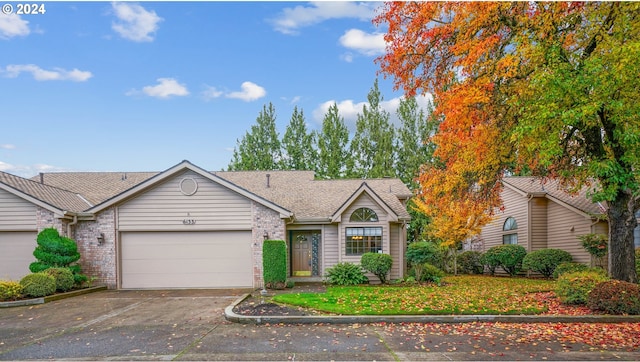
left=182, top=219, right=196, bottom=225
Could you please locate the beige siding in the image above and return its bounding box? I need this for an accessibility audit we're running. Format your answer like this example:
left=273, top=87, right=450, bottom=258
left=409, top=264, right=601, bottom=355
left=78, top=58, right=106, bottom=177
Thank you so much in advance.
left=322, top=224, right=339, bottom=274
left=0, top=189, right=36, bottom=231
left=480, top=186, right=529, bottom=250
left=546, top=202, right=592, bottom=264
left=529, top=197, right=548, bottom=251
left=118, top=170, right=252, bottom=231
left=389, top=224, right=401, bottom=280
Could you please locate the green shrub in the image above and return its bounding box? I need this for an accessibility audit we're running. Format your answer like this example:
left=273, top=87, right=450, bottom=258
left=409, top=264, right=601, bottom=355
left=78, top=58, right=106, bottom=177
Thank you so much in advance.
left=587, top=280, right=640, bottom=315
left=29, top=228, right=87, bottom=285
left=555, top=270, right=610, bottom=305
left=421, top=263, right=445, bottom=285
left=360, top=253, right=393, bottom=284
left=457, top=251, right=484, bottom=274
left=482, top=244, right=527, bottom=276
left=324, top=262, right=369, bottom=286
left=480, top=251, right=500, bottom=275
left=20, top=273, right=56, bottom=298
left=262, top=239, right=287, bottom=289
left=522, top=249, right=573, bottom=278
left=406, top=242, right=443, bottom=280
left=0, top=281, right=24, bottom=301
left=553, top=262, right=590, bottom=279
left=44, top=267, right=75, bottom=292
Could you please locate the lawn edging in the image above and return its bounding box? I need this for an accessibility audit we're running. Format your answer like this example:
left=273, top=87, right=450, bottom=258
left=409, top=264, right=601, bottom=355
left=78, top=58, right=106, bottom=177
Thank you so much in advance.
left=224, top=293, right=640, bottom=325
left=0, top=285, right=108, bottom=308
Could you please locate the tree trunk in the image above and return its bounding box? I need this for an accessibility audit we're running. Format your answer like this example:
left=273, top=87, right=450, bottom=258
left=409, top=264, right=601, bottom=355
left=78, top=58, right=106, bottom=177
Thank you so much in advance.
left=607, top=190, right=638, bottom=283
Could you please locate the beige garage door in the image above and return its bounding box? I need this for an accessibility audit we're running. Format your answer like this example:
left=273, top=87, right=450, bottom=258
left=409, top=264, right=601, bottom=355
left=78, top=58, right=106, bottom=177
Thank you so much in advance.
left=120, top=231, right=253, bottom=289
left=0, top=231, right=37, bottom=280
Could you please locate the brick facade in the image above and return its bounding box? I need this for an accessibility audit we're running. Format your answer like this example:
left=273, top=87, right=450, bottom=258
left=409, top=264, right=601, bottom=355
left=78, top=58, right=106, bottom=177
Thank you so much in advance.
left=251, top=201, right=286, bottom=288
left=73, top=208, right=117, bottom=288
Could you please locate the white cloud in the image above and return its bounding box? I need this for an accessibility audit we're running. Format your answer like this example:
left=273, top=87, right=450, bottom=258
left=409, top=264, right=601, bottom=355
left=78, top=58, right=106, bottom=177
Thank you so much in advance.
left=0, top=14, right=30, bottom=39
left=0, top=144, right=16, bottom=150
left=0, top=161, right=67, bottom=178
left=339, top=29, right=386, bottom=56
left=127, top=78, right=189, bottom=99
left=271, top=1, right=377, bottom=35
left=226, top=81, right=266, bottom=102
left=201, top=85, right=223, bottom=100
left=312, top=94, right=434, bottom=131
left=111, top=2, right=163, bottom=42
left=2, top=64, right=93, bottom=82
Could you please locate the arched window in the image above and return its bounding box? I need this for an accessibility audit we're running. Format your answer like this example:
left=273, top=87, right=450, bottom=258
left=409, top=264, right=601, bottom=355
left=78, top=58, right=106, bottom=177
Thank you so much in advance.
left=502, top=217, right=518, bottom=244
left=349, top=208, right=378, bottom=222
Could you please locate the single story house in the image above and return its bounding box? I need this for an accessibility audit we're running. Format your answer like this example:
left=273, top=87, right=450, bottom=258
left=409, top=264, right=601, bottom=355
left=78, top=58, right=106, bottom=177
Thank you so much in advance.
left=0, top=160, right=412, bottom=289
left=473, top=176, right=640, bottom=266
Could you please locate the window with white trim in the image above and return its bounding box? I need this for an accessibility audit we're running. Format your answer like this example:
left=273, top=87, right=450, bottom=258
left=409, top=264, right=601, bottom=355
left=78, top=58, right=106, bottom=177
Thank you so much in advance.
left=346, top=227, right=382, bottom=255
left=502, top=217, right=518, bottom=244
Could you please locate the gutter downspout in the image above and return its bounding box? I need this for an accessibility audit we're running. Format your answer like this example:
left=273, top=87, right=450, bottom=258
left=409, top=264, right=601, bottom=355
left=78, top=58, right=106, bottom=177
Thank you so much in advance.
left=66, top=214, right=78, bottom=238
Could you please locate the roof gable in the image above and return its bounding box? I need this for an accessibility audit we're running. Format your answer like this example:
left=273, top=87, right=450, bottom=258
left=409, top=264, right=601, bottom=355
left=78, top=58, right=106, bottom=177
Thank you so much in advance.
left=502, top=177, right=603, bottom=217
left=87, top=161, right=293, bottom=217
left=331, top=182, right=399, bottom=223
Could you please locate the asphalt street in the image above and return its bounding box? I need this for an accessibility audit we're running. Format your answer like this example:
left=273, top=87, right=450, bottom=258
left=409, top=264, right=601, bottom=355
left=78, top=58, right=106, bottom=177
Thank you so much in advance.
left=1, top=289, right=639, bottom=361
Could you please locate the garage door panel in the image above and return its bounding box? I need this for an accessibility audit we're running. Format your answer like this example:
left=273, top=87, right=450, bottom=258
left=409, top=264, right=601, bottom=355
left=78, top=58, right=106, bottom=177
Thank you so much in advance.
left=121, top=231, right=253, bottom=289
left=0, top=232, right=37, bottom=280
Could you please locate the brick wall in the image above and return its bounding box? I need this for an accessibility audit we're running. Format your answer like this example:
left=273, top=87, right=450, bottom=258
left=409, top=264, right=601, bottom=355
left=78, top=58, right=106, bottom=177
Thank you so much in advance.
left=36, top=207, right=63, bottom=233
left=251, top=202, right=286, bottom=288
left=73, top=207, right=117, bottom=288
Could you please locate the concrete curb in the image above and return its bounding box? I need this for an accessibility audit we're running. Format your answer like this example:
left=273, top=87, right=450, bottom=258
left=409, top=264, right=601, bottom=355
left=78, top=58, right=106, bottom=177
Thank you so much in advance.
left=0, top=285, right=108, bottom=308
left=224, top=293, right=640, bottom=325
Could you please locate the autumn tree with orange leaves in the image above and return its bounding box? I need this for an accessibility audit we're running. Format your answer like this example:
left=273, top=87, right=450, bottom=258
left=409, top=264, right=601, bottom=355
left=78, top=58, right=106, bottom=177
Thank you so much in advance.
left=375, top=2, right=640, bottom=282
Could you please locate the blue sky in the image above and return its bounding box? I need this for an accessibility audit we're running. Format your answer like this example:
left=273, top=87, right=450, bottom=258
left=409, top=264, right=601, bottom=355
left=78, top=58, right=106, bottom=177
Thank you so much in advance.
left=1, top=1, right=431, bottom=177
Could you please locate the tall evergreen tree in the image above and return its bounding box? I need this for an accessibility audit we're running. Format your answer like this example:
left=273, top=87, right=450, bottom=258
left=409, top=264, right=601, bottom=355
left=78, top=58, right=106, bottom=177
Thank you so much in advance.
left=395, top=96, right=437, bottom=188
left=280, top=106, right=317, bottom=170
left=227, top=102, right=282, bottom=171
left=347, top=79, right=395, bottom=178
left=315, top=103, right=350, bottom=179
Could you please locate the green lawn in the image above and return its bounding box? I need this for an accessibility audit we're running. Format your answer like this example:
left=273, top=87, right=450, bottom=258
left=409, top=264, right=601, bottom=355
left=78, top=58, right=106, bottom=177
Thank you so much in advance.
left=272, top=275, right=557, bottom=315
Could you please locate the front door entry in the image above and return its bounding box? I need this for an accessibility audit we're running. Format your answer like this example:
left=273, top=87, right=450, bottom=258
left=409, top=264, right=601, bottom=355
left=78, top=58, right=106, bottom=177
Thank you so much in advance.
left=292, top=232, right=312, bottom=276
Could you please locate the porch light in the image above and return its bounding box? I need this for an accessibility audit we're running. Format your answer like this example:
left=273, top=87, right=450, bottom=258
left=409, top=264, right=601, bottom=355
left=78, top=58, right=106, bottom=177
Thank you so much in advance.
left=263, top=231, right=269, bottom=240
left=97, top=233, right=105, bottom=245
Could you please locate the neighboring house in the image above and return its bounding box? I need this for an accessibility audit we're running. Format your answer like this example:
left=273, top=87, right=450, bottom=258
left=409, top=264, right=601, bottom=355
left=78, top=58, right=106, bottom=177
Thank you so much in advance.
left=0, top=160, right=411, bottom=289
left=475, top=176, right=612, bottom=266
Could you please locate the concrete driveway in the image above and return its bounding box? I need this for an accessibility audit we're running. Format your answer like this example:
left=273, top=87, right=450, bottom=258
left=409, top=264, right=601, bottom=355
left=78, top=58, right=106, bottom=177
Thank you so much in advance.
left=1, top=289, right=640, bottom=361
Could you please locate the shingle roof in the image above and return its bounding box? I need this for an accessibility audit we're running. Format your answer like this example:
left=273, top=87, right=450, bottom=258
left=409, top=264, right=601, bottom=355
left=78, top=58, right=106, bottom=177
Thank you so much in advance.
left=31, top=172, right=157, bottom=206
left=215, top=171, right=412, bottom=221
left=503, top=176, right=603, bottom=216
left=0, top=171, right=91, bottom=212
left=15, top=167, right=411, bottom=221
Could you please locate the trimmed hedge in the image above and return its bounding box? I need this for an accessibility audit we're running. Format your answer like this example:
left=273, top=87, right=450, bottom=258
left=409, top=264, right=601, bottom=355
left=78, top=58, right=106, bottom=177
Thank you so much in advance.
left=421, top=263, right=445, bottom=285
left=263, top=239, right=287, bottom=289
left=0, top=281, right=24, bottom=301
left=482, top=244, right=527, bottom=276
left=361, top=253, right=392, bottom=284
left=325, top=262, right=368, bottom=286
left=29, top=228, right=87, bottom=285
left=522, top=249, right=573, bottom=278
left=587, top=280, right=640, bottom=315
left=44, top=267, right=75, bottom=292
left=20, top=273, right=56, bottom=298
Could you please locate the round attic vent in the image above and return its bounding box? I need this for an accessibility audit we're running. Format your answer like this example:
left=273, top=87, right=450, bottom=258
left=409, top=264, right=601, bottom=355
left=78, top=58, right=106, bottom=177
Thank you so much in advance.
left=179, top=177, right=198, bottom=196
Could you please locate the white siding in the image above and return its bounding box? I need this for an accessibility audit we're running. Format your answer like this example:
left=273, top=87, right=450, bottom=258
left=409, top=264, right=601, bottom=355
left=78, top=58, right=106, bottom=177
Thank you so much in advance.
left=0, top=189, right=36, bottom=231
left=118, top=171, right=252, bottom=231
